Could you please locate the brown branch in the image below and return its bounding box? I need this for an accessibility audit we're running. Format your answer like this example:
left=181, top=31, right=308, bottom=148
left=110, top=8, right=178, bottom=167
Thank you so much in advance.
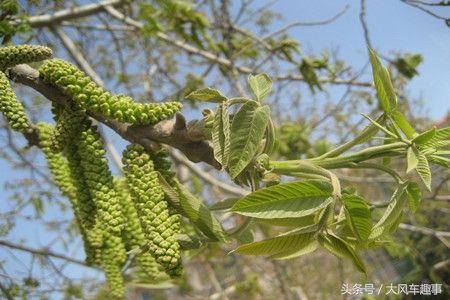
left=0, top=239, right=92, bottom=268
left=7, top=64, right=220, bottom=168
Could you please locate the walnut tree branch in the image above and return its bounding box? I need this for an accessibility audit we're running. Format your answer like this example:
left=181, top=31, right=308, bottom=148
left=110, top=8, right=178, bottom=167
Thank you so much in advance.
left=7, top=64, right=220, bottom=168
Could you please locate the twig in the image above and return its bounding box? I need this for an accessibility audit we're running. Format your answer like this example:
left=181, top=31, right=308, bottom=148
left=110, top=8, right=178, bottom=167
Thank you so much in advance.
left=104, top=6, right=372, bottom=87
left=401, top=0, right=449, bottom=20
left=170, top=150, right=248, bottom=196
left=204, top=262, right=229, bottom=300
left=19, top=0, right=125, bottom=27
left=359, top=0, right=372, bottom=49
left=261, top=5, right=349, bottom=40
left=61, top=22, right=133, bottom=31
left=0, top=239, right=94, bottom=268
left=398, top=223, right=450, bottom=248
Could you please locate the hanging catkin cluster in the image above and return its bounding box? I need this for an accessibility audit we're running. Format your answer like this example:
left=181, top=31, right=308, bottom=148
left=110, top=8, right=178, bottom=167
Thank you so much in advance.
left=50, top=108, right=127, bottom=297
left=39, top=59, right=182, bottom=124
left=0, top=45, right=52, bottom=133
left=0, top=72, right=29, bottom=132
left=122, top=144, right=182, bottom=276
left=0, top=43, right=185, bottom=296
left=35, top=122, right=97, bottom=259
left=116, top=179, right=169, bottom=282
left=0, top=45, right=52, bottom=70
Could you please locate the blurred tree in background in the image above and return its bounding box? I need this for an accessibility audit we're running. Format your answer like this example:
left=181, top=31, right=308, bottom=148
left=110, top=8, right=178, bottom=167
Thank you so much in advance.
left=0, top=0, right=449, bottom=299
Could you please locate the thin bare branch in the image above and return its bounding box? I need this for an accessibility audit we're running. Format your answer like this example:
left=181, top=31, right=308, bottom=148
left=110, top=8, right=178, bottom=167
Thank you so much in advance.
left=0, top=239, right=93, bottom=268
left=20, top=0, right=126, bottom=27
left=398, top=223, right=450, bottom=248
left=104, top=6, right=372, bottom=87
left=170, top=150, right=248, bottom=197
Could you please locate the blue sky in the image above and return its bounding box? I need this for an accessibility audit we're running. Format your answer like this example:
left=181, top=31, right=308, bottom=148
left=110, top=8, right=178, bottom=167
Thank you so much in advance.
left=1, top=0, right=449, bottom=296
left=269, top=0, right=450, bottom=120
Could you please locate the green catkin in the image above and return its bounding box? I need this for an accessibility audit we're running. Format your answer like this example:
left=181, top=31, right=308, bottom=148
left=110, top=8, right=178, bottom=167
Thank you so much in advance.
left=76, top=119, right=125, bottom=235
left=101, top=236, right=127, bottom=299
left=54, top=109, right=125, bottom=236
left=115, top=179, right=169, bottom=282
left=0, top=71, right=29, bottom=132
left=36, top=122, right=101, bottom=265
left=52, top=110, right=127, bottom=295
left=122, top=144, right=182, bottom=276
left=149, top=148, right=176, bottom=185
left=0, top=45, right=52, bottom=70
left=39, top=59, right=182, bottom=125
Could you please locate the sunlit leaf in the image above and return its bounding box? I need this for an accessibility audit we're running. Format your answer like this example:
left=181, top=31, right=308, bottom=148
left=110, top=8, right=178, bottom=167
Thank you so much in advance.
left=232, top=231, right=315, bottom=256
left=212, top=103, right=230, bottom=168
left=412, top=126, right=436, bottom=145
left=406, top=182, right=421, bottom=213
left=248, top=73, right=272, bottom=101
left=185, top=87, right=227, bottom=103
left=319, top=232, right=367, bottom=273
left=416, top=152, right=432, bottom=191
left=232, top=180, right=333, bottom=218
left=228, top=102, right=270, bottom=178
left=391, top=111, right=415, bottom=138
left=406, top=146, right=419, bottom=173
left=255, top=215, right=316, bottom=227
left=342, top=194, right=372, bottom=241
left=272, top=240, right=318, bottom=260
left=159, top=176, right=227, bottom=241
left=368, top=48, right=397, bottom=114
left=369, top=183, right=408, bottom=240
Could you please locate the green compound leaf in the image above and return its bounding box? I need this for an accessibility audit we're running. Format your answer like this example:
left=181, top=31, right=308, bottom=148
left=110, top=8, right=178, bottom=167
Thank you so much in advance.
left=254, top=214, right=316, bottom=227
left=412, top=126, right=436, bottom=145
left=212, top=103, right=230, bottom=168
left=416, top=152, right=432, bottom=191
left=248, top=73, right=272, bottom=101
left=406, top=182, right=421, bottom=213
left=421, top=127, right=450, bottom=148
left=369, top=183, right=408, bottom=240
left=272, top=240, right=318, bottom=260
left=232, top=231, right=315, bottom=256
left=406, top=145, right=420, bottom=173
left=231, top=180, right=333, bottom=219
left=368, top=48, right=397, bottom=114
left=159, top=177, right=228, bottom=242
left=342, top=194, right=372, bottom=242
left=228, top=102, right=270, bottom=178
left=391, top=111, right=415, bottom=138
left=319, top=232, right=367, bottom=274
left=263, top=118, right=276, bottom=156
left=185, top=87, right=227, bottom=103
